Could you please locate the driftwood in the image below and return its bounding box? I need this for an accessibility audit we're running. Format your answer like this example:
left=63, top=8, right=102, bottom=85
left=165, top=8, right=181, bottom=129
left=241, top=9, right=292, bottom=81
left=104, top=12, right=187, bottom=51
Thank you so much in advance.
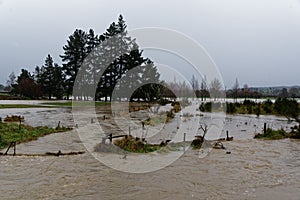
left=0, top=151, right=85, bottom=157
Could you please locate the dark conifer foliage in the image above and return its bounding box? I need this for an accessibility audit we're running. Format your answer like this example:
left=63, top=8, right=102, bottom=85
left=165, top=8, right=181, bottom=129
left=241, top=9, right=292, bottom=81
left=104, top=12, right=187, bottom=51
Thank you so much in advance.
left=11, top=15, right=162, bottom=101
left=80, top=14, right=161, bottom=102
left=16, top=69, right=42, bottom=99
left=60, top=29, right=89, bottom=99
left=35, top=54, right=65, bottom=99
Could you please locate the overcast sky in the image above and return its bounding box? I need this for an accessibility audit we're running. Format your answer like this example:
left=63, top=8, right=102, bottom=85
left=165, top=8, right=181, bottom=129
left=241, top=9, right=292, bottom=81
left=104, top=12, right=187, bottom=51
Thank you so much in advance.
left=0, top=0, right=300, bottom=88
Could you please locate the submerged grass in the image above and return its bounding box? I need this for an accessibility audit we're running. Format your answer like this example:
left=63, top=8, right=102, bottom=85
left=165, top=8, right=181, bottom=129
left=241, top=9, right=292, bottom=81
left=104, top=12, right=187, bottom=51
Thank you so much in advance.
left=0, top=101, right=110, bottom=109
left=41, top=101, right=111, bottom=107
left=0, top=104, right=49, bottom=109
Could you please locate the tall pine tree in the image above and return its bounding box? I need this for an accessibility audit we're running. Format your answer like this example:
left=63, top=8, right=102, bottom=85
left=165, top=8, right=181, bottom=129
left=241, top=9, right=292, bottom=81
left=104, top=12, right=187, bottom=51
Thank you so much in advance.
left=60, top=15, right=162, bottom=102
left=60, top=29, right=88, bottom=99
left=35, top=54, right=65, bottom=99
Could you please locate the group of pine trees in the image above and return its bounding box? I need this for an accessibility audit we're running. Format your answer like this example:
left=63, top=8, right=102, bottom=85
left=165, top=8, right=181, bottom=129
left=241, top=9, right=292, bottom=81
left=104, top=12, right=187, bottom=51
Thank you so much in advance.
left=8, top=15, right=162, bottom=101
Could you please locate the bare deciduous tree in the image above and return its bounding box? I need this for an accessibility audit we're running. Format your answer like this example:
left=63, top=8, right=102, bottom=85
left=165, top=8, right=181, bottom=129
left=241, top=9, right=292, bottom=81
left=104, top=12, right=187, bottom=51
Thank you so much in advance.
left=200, top=75, right=208, bottom=101
left=243, top=83, right=248, bottom=100
left=232, top=78, right=239, bottom=102
left=209, top=78, right=223, bottom=101
left=6, top=72, right=16, bottom=91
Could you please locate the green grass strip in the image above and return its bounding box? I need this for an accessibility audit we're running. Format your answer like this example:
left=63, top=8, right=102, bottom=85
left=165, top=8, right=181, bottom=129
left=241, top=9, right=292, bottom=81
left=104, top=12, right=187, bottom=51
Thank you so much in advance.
left=0, top=122, right=71, bottom=149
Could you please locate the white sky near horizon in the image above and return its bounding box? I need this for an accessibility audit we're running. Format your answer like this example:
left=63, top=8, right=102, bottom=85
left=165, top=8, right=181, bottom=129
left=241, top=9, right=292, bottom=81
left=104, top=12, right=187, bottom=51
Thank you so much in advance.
left=0, top=0, right=300, bottom=88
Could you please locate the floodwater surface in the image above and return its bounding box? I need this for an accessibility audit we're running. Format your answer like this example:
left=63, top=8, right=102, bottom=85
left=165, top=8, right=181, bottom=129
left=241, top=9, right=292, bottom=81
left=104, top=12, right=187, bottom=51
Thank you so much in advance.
left=0, top=101, right=299, bottom=199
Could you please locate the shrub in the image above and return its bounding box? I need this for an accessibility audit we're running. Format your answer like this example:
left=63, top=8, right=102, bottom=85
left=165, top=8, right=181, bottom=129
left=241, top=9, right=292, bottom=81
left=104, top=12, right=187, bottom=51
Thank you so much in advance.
left=246, top=105, right=253, bottom=114
left=226, top=103, right=236, bottom=114
left=243, top=99, right=256, bottom=106
left=254, top=105, right=261, bottom=117
left=171, top=101, right=181, bottom=113
left=274, top=98, right=299, bottom=120
left=262, top=99, right=273, bottom=114
left=114, top=136, right=160, bottom=153
left=254, top=128, right=290, bottom=140
left=166, top=110, right=175, bottom=119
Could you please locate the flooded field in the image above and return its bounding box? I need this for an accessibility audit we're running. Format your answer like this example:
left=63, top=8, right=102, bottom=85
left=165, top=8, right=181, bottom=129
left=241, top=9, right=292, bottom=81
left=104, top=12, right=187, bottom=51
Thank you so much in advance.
left=0, top=100, right=299, bottom=199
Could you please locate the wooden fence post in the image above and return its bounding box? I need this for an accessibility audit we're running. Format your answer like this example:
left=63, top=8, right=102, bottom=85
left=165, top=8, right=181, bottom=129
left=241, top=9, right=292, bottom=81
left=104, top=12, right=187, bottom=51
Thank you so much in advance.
left=226, top=130, right=229, bottom=140
left=109, top=133, right=112, bottom=144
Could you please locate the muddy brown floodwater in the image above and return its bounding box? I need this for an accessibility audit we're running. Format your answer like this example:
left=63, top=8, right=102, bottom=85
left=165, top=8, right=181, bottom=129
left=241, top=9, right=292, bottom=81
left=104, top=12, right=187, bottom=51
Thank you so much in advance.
left=0, top=101, right=299, bottom=200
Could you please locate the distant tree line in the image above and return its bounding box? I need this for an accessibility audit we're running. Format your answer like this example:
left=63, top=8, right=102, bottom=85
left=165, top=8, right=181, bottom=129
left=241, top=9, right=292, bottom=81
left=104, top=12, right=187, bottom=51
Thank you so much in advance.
left=198, top=97, right=300, bottom=139
left=5, top=15, right=162, bottom=101
left=187, top=77, right=300, bottom=101
left=188, top=75, right=225, bottom=100
left=200, top=97, right=300, bottom=122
